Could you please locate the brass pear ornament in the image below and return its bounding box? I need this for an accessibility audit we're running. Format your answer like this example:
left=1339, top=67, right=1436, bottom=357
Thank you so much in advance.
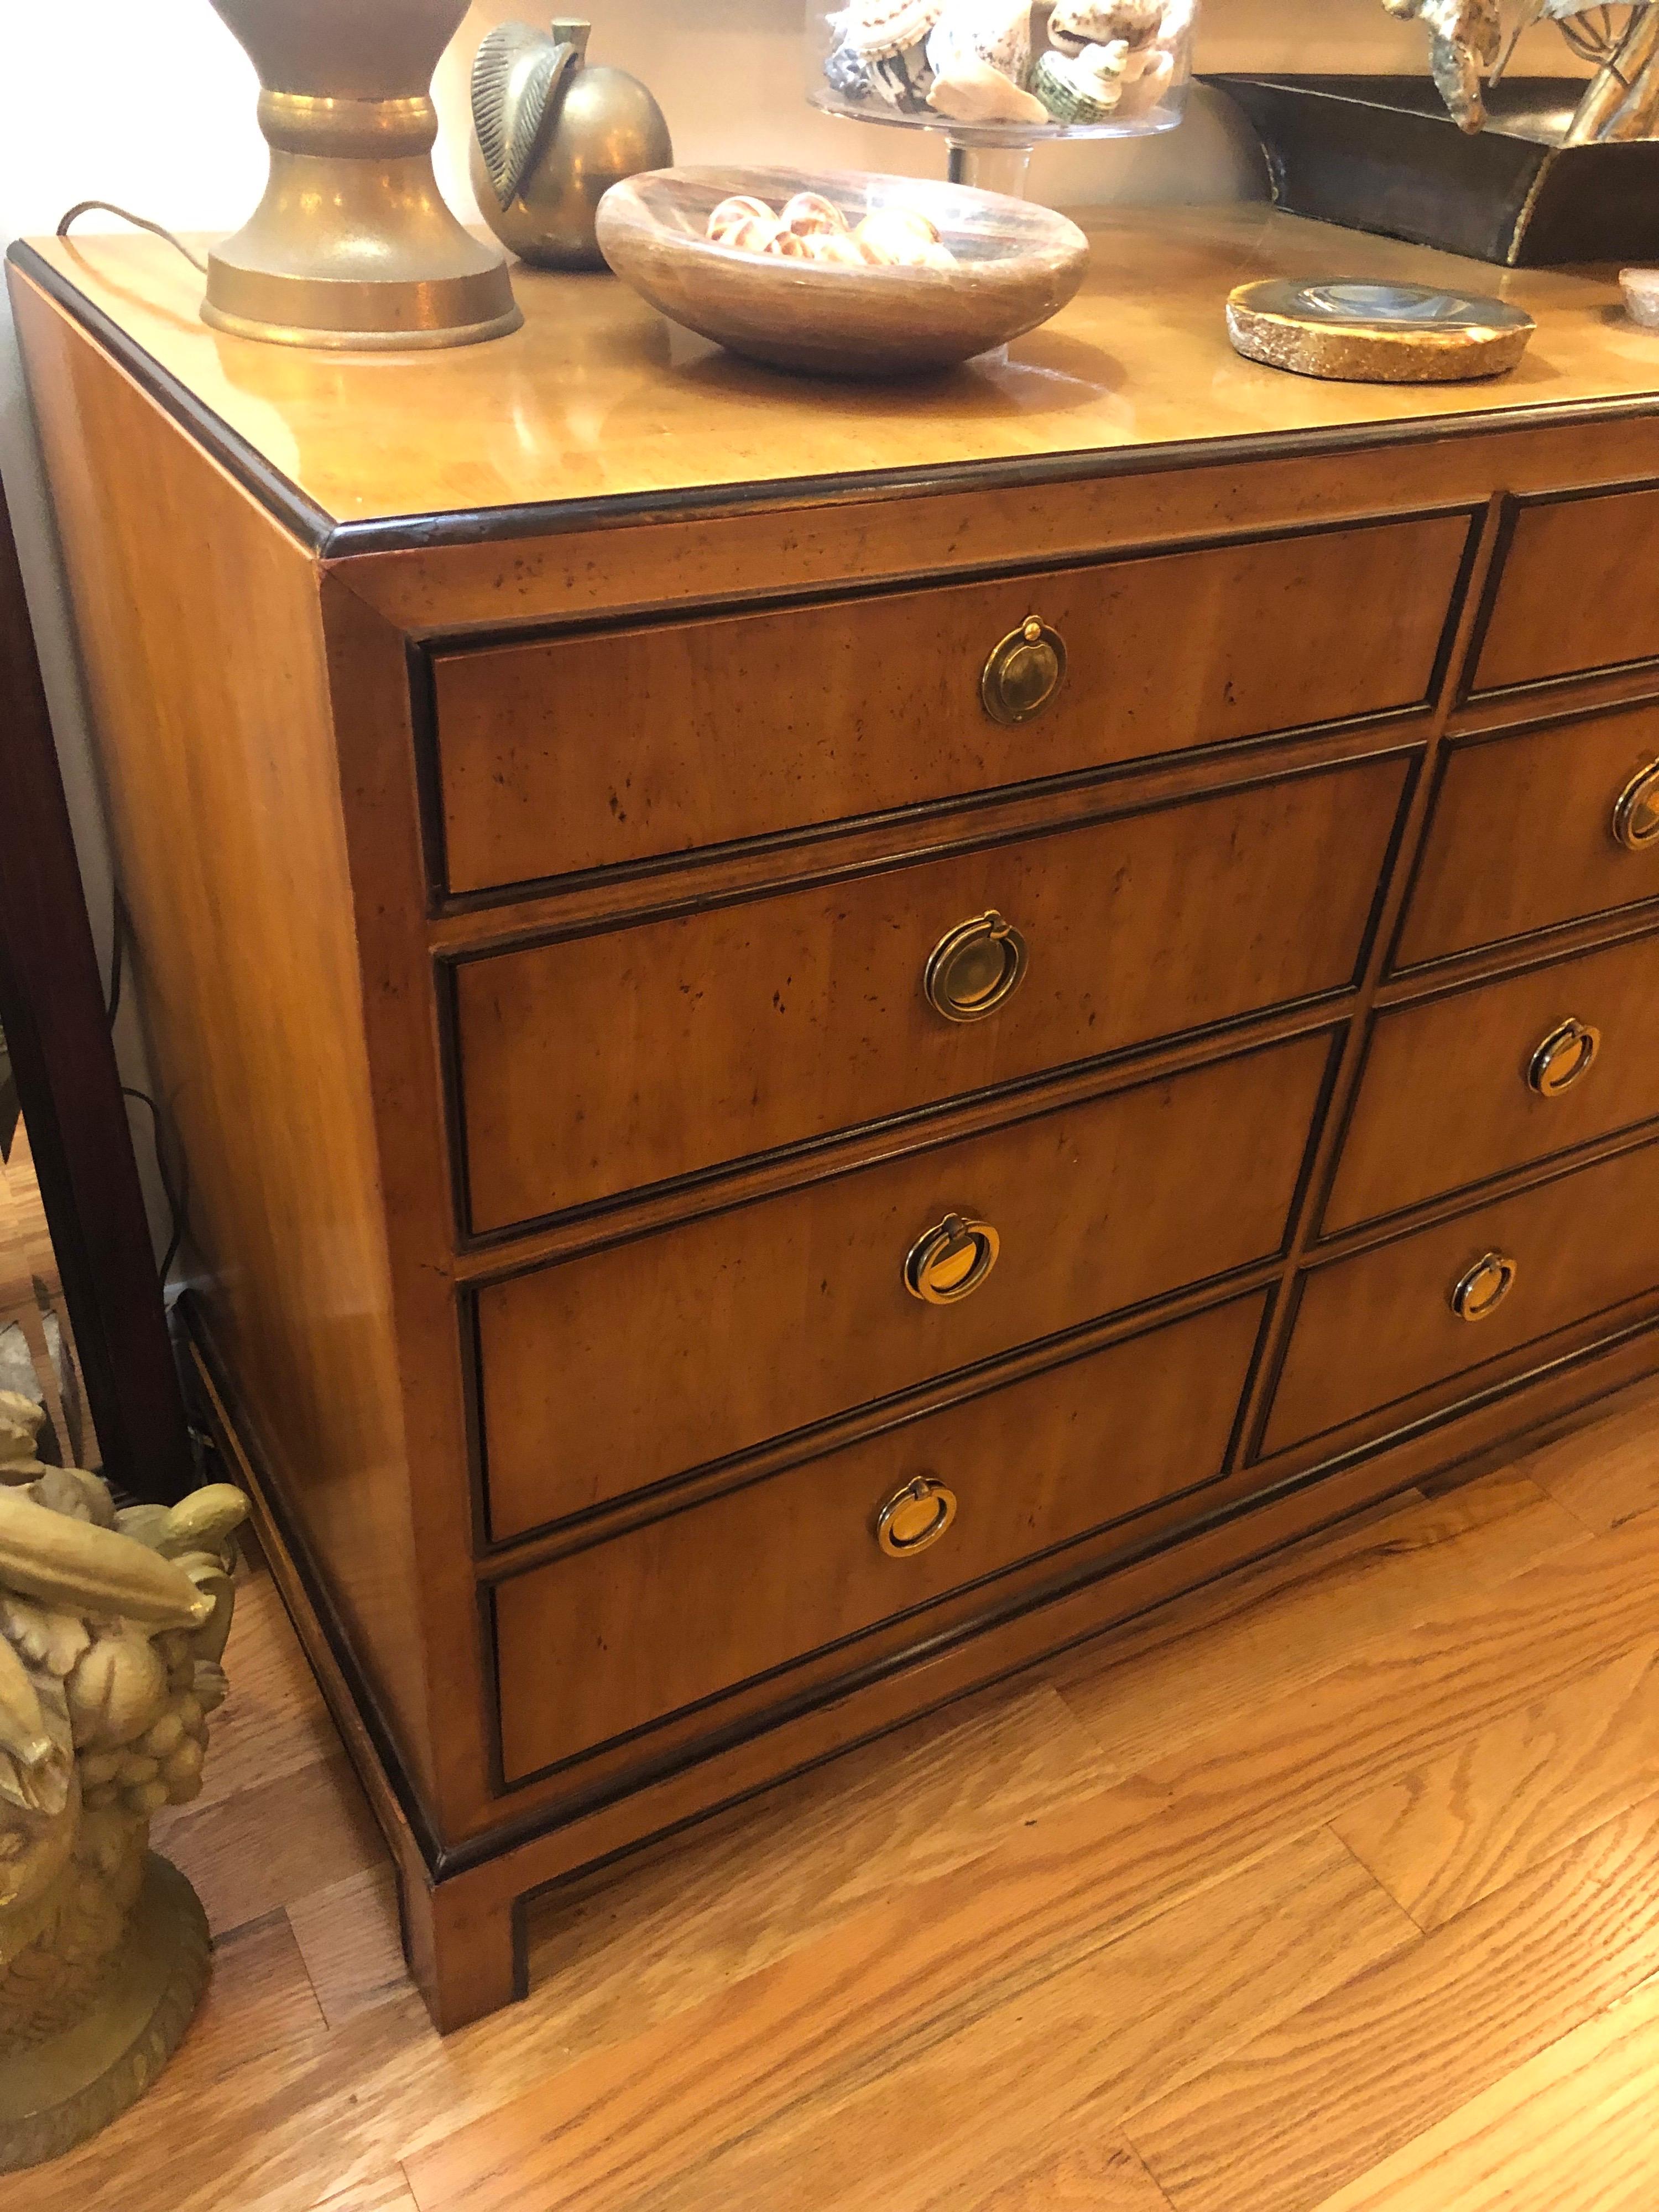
left=472, top=19, right=672, bottom=270
left=204, top=0, right=520, bottom=348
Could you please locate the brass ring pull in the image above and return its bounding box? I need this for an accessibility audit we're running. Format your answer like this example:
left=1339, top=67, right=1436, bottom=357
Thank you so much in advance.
left=1612, top=760, right=1659, bottom=852
left=980, top=615, right=1066, bottom=726
left=875, top=1475, right=958, bottom=1558
left=903, top=1213, right=1000, bottom=1305
left=1450, top=1249, right=1518, bottom=1323
left=1527, top=1016, right=1601, bottom=1099
left=924, top=911, right=1029, bottom=1023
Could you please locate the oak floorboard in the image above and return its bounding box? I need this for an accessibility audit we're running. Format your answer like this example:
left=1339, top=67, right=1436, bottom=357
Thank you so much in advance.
left=152, top=1746, right=387, bottom=1936
left=520, top=1677, right=1114, bottom=2060
left=194, top=1551, right=343, bottom=1803
left=1123, top=1794, right=1659, bottom=2212
left=1048, top=1471, right=1583, bottom=1775
left=1519, top=1370, right=1659, bottom=1535
left=964, top=2139, right=1177, bottom=2212
left=313, top=2174, right=422, bottom=2212
left=401, top=1829, right=1417, bottom=2212
left=1306, top=1972, right=1659, bottom=2212
left=289, top=1864, right=410, bottom=2028
left=1332, top=1636, right=1659, bottom=1927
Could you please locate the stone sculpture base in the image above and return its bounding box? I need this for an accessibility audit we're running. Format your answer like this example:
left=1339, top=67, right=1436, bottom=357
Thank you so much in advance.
left=0, top=1856, right=211, bottom=2174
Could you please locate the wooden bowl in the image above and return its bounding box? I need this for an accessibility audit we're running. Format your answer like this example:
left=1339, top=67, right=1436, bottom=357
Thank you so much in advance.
left=594, top=165, right=1090, bottom=378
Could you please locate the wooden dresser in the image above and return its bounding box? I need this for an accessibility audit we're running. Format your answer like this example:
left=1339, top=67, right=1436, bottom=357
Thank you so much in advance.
left=13, top=205, right=1659, bottom=2031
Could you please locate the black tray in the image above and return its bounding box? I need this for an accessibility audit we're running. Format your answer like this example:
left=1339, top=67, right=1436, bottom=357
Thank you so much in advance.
left=1207, top=74, right=1659, bottom=266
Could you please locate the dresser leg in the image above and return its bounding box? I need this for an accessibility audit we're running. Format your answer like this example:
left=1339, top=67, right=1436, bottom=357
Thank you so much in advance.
left=399, top=1865, right=526, bottom=2034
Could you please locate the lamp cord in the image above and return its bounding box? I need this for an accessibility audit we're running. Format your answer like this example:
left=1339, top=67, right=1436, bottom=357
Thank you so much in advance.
left=56, top=201, right=207, bottom=275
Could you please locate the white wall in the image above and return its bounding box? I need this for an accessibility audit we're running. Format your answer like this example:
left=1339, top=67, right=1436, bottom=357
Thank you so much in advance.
left=0, top=0, right=1582, bottom=1251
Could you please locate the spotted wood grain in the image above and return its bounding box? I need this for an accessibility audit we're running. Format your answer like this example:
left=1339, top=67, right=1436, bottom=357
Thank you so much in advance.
left=1124, top=1796, right=1659, bottom=2212
left=401, top=1830, right=1416, bottom=2212
left=1332, top=1638, right=1659, bottom=1928
left=1307, top=1973, right=1659, bottom=2212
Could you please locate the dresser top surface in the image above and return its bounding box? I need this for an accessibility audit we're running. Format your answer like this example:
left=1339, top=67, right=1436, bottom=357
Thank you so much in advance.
left=15, top=202, right=1659, bottom=542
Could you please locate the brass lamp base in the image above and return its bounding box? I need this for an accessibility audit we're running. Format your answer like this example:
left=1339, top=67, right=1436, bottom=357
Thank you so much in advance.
left=204, top=2, right=521, bottom=351
left=0, top=1856, right=212, bottom=2174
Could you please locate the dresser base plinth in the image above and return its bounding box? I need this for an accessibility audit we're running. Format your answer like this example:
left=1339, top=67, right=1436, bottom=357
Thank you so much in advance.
left=185, top=1306, right=1659, bottom=2033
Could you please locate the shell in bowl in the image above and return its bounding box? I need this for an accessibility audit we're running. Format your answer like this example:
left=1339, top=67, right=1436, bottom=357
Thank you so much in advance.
left=594, top=165, right=1090, bottom=377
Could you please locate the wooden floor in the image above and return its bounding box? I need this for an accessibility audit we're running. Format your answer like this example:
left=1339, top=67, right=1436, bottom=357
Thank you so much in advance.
left=0, top=1114, right=98, bottom=1468
left=12, top=1371, right=1659, bottom=2212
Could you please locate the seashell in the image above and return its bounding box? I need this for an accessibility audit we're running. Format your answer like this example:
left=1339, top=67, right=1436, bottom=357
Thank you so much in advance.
left=707, top=194, right=777, bottom=244
left=781, top=191, right=849, bottom=237
left=1113, top=43, right=1176, bottom=118
left=1046, top=0, right=1162, bottom=54
left=869, top=46, right=938, bottom=111
left=871, top=204, right=942, bottom=244
left=833, top=0, right=946, bottom=61
left=723, top=213, right=791, bottom=255
left=764, top=227, right=812, bottom=259
left=1034, top=41, right=1127, bottom=121
left=926, top=0, right=1032, bottom=82
left=916, top=240, right=961, bottom=270
left=823, top=38, right=874, bottom=100
left=853, top=210, right=943, bottom=267
left=802, top=231, right=869, bottom=267
left=928, top=52, right=1048, bottom=122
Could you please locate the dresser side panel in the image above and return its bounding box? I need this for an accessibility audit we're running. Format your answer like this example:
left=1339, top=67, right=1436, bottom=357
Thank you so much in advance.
left=9, top=269, right=439, bottom=1803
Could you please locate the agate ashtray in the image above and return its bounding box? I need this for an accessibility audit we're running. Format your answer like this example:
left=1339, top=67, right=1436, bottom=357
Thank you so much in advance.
left=1226, top=278, right=1536, bottom=384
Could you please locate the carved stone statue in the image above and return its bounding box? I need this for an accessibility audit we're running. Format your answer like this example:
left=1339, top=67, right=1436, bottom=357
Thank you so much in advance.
left=0, top=1391, right=248, bottom=2172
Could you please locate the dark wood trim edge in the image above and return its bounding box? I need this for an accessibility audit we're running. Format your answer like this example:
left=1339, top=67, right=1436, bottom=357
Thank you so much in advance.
left=7, top=244, right=336, bottom=553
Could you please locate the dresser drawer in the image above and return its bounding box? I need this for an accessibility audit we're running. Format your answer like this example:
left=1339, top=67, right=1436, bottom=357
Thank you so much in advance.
left=1477, top=487, right=1659, bottom=693
left=1327, top=930, right=1659, bottom=1233
left=456, top=753, right=1407, bottom=1234
left=1396, top=707, right=1659, bottom=967
left=431, top=513, right=1468, bottom=895
left=477, top=1031, right=1328, bottom=1540
left=492, top=1291, right=1265, bottom=1782
left=1265, top=1136, right=1659, bottom=1453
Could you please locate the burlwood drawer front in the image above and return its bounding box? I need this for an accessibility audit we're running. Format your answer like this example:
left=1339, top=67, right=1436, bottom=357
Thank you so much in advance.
left=1477, top=487, right=1659, bottom=693
left=1265, top=1136, right=1659, bottom=1453
left=1327, top=930, right=1659, bottom=1233
left=477, top=1031, right=1328, bottom=1541
left=431, top=513, right=1468, bottom=895
left=1396, top=706, right=1659, bottom=967
left=457, top=753, right=1407, bottom=1233
left=493, top=1291, right=1265, bottom=1782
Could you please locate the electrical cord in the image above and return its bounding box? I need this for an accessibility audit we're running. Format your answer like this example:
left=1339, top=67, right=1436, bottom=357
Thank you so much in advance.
left=55, top=201, right=207, bottom=274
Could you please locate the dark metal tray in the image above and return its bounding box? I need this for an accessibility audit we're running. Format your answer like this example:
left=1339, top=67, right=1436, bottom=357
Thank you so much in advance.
left=1207, top=74, right=1659, bottom=266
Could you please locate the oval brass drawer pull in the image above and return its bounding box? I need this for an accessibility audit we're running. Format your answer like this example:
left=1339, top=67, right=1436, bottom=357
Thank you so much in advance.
left=875, top=1475, right=957, bottom=1558
left=904, top=1213, right=1000, bottom=1305
left=981, top=615, right=1066, bottom=725
left=1527, top=1016, right=1601, bottom=1098
left=1613, top=760, right=1659, bottom=852
left=1450, top=1249, right=1518, bottom=1323
left=924, top=911, right=1029, bottom=1023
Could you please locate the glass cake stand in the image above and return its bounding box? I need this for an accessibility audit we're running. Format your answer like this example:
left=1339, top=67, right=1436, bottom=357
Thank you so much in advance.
left=807, top=0, right=1197, bottom=196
